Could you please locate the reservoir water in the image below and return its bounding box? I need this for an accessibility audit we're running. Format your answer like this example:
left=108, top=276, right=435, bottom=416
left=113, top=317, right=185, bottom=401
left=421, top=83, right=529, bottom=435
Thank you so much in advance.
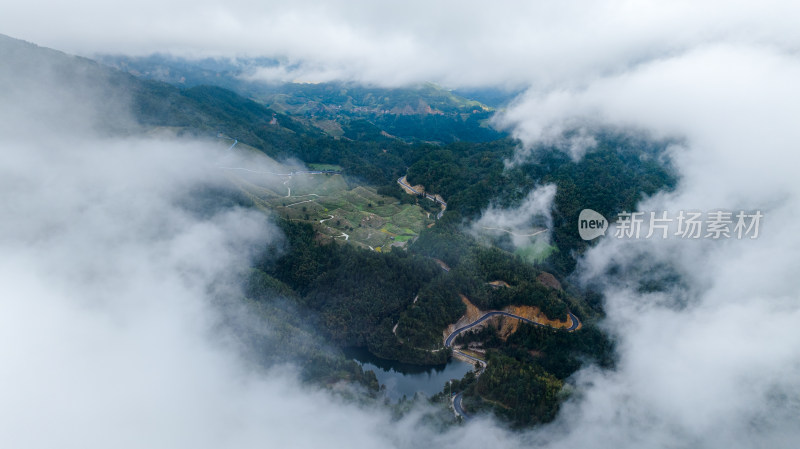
left=346, top=348, right=475, bottom=401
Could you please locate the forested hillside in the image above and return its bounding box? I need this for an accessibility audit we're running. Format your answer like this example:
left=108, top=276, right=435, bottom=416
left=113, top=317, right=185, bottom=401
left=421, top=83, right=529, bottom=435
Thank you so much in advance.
left=3, top=34, right=677, bottom=427
left=98, top=54, right=505, bottom=143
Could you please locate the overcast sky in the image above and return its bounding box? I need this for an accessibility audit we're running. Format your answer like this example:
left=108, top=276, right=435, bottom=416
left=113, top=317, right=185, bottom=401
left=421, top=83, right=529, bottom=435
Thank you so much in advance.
left=2, top=0, right=799, bottom=87
left=2, top=2, right=800, bottom=448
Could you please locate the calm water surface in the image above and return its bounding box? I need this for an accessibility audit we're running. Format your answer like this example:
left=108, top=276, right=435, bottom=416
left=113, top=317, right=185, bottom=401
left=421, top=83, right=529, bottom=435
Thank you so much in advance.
left=346, top=348, right=475, bottom=401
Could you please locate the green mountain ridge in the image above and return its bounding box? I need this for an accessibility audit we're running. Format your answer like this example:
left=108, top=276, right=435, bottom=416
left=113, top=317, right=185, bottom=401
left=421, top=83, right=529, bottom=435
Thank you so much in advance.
left=97, top=54, right=506, bottom=143
left=0, top=34, right=321, bottom=149
left=4, top=34, right=677, bottom=428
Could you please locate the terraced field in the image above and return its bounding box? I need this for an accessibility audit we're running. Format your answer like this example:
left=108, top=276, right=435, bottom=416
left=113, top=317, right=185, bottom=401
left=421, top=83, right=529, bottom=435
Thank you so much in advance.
left=224, top=143, right=432, bottom=250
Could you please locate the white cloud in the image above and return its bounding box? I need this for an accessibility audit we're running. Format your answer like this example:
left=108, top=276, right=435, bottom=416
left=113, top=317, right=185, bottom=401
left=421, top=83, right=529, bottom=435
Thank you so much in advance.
left=496, top=43, right=800, bottom=448
left=1, top=1, right=799, bottom=88
left=3, top=2, right=800, bottom=447
left=0, top=53, right=525, bottom=449
left=471, top=184, right=556, bottom=248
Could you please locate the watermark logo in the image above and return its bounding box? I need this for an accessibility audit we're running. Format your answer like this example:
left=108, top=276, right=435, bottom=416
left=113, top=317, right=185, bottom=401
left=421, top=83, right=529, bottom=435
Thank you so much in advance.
left=579, top=209, right=763, bottom=241
left=578, top=209, right=608, bottom=240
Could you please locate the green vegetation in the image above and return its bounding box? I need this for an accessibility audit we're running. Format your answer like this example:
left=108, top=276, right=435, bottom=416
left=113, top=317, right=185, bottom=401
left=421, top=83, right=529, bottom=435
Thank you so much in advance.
left=405, top=133, right=677, bottom=276
left=134, top=72, right=673, bottom=427
left=99, top=53, right=505, bottom=144
left=451, top=319, right=614, bottom=427
left=256, top=220, right=455, bottom=365
left=240, top=279, right=381, bottom=390
left=515, top=241, right=558, bottom=264
left=476, top=353, right=564, bottom=425
left=233, top=164, right=433, bottom=250
left=307, top=163, right=343, bottom=171
left=164, top=94, right=671, bottom=426
left=10, top=36, right=677, bottom=427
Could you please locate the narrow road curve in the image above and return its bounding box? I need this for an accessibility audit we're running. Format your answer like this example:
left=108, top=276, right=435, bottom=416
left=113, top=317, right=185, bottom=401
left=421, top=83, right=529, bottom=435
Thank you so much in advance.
left=216, top=135, right=341, bottom=177
left=445, top=309, right=581, bottom=421
left=453, top=392, right=468, bottom=420
left=217, top=134, right=238, bottom=152
left=445, top=310, right=580, bottom=347
left=219, top=167, right=342, bottom=176
left=480, top=226, right=547, bottom=237
left=286, top=199, right=315, bottom=207
left=397, top=176, right=447, bottom=219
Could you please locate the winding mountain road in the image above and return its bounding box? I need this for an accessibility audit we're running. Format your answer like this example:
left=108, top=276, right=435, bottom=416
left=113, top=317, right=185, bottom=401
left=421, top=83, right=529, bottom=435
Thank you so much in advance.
left=479, top=226, right=547, bottom=238
left=397, top=176, right=447, bottom=219
left=445, top=310, right=580, bottom=347
left=219, top=167, right=341, bottom=176
left=445, top=308, right=580, bottom=421
left=453, top=393, right=468, bottom=420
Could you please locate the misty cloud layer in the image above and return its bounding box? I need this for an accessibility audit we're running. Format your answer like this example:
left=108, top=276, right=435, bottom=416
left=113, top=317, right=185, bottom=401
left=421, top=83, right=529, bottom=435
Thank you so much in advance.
left=1, top=1, right=798, bottom=88
left=471, top=184, right=556, bottom=249
left=3, top=2, right=800, bottom=448
left=497, top=43, right=800, bottom=449
left=0, top=59, right=523, bottom=449
left=0, top=126, right=531, bottom=449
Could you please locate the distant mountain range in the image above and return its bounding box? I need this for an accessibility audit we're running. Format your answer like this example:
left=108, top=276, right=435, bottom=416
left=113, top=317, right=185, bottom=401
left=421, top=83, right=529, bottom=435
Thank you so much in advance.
left=0, top=33, right=510, bottom=147
left=0, top=34, right=327, bottom=153
left=97, top=53, right=512, bottom=143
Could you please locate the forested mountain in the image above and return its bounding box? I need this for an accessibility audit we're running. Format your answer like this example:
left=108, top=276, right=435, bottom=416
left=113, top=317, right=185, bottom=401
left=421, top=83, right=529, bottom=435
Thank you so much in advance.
left=4, top=34, right=677, bottom=428
left=405, top=132, right=677, bottom=275
left=0, top=34, right=321, bottom=149
left=98, top=54, right=506, bottom=143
